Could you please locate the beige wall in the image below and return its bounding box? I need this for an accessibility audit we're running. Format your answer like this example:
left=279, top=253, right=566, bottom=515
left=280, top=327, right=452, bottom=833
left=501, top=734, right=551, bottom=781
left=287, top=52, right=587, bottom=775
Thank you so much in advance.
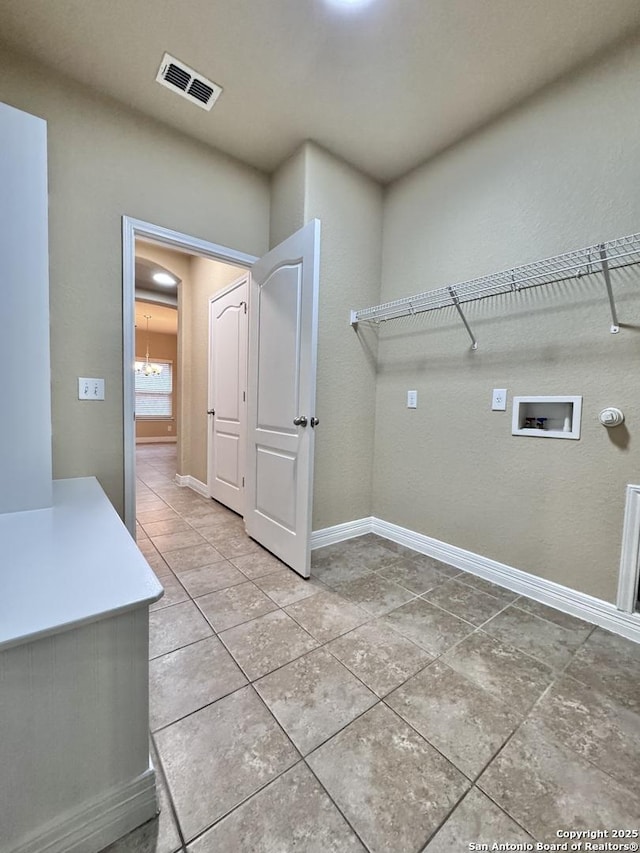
left=0, top=47, right=270, bottom=516
left=269, top=146, right=307, bottom=248
left=270, top=143, right=383, bottom=529
left=134, top=329, right=178, bottom=440
left=181, top=256, right=244, bottom=485
left=374, top=35, right=640, bottom=603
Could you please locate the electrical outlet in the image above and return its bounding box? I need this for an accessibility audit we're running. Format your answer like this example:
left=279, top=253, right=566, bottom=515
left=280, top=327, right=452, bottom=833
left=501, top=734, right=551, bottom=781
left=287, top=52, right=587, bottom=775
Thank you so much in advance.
left=407, top=390, right=417, bottom=409
left=167, top=424, right=172, bottom=432
left=492, top=388, right=507, bottom=411
left=78, top=378, right=105, bottom=400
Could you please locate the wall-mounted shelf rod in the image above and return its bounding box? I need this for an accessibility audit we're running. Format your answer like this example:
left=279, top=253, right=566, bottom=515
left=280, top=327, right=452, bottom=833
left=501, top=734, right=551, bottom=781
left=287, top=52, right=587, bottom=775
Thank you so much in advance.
left=350, top=231, right=640, bottom=345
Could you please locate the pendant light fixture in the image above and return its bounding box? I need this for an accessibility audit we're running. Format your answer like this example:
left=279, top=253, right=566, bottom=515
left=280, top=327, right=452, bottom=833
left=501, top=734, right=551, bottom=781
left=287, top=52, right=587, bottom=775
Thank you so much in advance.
left=135, top=315, right=163, bottom=376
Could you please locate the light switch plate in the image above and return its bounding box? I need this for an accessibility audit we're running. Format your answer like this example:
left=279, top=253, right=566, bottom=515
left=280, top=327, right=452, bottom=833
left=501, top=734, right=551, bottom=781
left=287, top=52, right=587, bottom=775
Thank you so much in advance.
left=492, top=388, right=507, bottom=411
left=407, top=390, right=417, bottom=409
left=79, top=378, right=105, bottom=400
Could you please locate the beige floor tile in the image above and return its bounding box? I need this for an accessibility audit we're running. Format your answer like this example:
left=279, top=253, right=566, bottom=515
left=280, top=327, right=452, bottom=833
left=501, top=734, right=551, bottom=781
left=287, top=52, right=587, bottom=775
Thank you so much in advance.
left=137, top=507, right=181, bottom=525
left=378, top=558, right=449, bottom=594
left=528, top=674, right=640, bottom=791
left=382, top=598, right=474, bottom=656
left=149, top=600, right=213, bottom=659
left=442, top=630, right=553, bottom=715
left=145, top=553, right=174, bottom=579
left=163, top=543, right=225, bottom=572
left=188, top=763, right=365, bottom=853
left=231, top=550, right=289, bottom=579
left=311, top=561, right=373, bottom=588
left=422, top=577, right=507, bottom=626
left=424, top=787, right=533, bottom=852
left=514, top=597, right=594, bottom=632
left=201, top=530, right=262, bottom=558
left=197, top=581, right=278, bottom=632
left=332, top=573, right=416, bottom=616
left=254, top=567, right=322, bottom=607
left=175, top=561, right=245, bottom=598
left=155, top=686, right=297, bottom=842
left=285, top=590, right=370, bottom=642
left=255, top=648, right=377, bottom=754
left=327, top=620, right=432, bottom=697
left=565, top=627, right=640, bottom=711
left=151, top=530, right=206, bottom=554
left=341, top=537, right=403, bottom=571
left=481, top=605, right=590, bottom=669
left=142, top=517, right=193, bottom=537
left=150, top=636, right=247, bottom=731
left=478, top=720, right=640, bottom=843
left=453, top=573, right=518, bottom=606
left=307, top=703, right=469, bottom=853
left=407, top=552, right=462, bottom=579
left=219, top=610, right=319, bottom=681
left=387, top=660, right=521, bottom=778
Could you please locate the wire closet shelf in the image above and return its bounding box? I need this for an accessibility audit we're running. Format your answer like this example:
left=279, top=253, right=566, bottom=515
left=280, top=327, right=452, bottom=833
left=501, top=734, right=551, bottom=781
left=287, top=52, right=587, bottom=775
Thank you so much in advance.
left=349, top=231, right=640, bottom=348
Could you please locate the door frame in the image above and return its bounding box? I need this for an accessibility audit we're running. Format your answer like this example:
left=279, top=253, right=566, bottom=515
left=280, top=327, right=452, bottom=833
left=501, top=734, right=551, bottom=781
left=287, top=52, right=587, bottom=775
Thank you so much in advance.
left=122, top=216, right=257, bottom=535
left=207, top=274, right=249, bottom=516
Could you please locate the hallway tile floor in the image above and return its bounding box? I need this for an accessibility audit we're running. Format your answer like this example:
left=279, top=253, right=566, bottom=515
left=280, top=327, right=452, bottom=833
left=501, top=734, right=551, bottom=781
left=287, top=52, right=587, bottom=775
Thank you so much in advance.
left=105, top=444, right=640, bottom=853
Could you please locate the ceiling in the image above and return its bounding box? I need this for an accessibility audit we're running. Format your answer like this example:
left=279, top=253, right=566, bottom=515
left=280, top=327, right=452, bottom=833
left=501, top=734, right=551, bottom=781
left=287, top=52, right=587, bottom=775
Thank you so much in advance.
left=135, top=302, right=178, bottom=336
left=135, top=256, right=180, bottom=298
left=2, top=1, right=639, bottom=181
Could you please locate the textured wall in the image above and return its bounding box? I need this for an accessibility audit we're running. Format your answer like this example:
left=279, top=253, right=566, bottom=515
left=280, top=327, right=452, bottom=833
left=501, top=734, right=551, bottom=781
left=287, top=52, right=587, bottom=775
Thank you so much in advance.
left=374, top=36, right=640, bottom=602
left=303, top=144, right=383, bottom=529
left=269, top=146, right=307, bottom=249
left=0, top=47, right=270, bottom=516
left=270, top=142, right=383, bottom=529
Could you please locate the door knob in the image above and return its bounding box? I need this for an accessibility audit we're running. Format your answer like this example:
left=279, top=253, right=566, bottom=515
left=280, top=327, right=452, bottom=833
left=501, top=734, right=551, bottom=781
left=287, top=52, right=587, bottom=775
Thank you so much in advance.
left=310, top=417, right=319, bottom=427
left=293, top=415, right=308, bottom=427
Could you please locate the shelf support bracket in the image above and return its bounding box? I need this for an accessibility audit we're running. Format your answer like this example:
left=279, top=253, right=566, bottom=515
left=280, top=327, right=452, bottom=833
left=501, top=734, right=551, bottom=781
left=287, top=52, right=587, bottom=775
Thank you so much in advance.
left=448, top=287, right=478, bottom=350
left=599, top=245, right=620, bottom=333
left=350, top=309, right=358, bottom=328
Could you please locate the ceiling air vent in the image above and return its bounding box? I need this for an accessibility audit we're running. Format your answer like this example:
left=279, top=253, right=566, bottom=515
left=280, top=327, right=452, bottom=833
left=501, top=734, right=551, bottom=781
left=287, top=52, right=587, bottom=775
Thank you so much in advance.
left=155, top=53, right=222, bottom=111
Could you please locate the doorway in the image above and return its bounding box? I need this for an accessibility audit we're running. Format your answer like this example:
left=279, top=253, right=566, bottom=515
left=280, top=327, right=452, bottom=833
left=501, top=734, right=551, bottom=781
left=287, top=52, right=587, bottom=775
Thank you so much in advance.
left=123, top=217, right=321, bottom=577
left=123, top=217, right=256, bottom=536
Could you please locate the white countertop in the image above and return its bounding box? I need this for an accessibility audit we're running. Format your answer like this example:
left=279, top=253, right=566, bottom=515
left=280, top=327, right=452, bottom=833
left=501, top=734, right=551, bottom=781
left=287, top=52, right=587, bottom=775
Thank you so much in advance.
left=0, top=477, right=163, bottom=650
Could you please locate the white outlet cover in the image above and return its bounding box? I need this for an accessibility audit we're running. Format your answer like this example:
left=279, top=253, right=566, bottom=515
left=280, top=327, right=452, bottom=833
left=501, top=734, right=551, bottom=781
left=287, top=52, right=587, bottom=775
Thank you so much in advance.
left=407, top=390, right=417, bottom=409
left=492, top=388, right=507, bottom=411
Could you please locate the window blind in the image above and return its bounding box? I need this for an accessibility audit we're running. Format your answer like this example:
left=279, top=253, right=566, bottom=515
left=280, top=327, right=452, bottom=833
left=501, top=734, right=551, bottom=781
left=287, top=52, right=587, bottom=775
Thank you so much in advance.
left=135, top=360, right=173, bottom=418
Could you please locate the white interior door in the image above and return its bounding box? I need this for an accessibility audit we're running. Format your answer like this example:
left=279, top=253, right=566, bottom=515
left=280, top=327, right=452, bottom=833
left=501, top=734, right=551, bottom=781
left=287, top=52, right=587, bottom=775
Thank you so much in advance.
left=245, top=220, right=321, bottom=577
left=207, top=275, right=248, bottom=515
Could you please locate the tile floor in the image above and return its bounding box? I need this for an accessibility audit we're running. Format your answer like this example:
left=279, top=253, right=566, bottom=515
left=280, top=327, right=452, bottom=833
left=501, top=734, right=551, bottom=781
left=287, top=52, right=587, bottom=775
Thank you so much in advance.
left=105, top=444, right=640, bottom=853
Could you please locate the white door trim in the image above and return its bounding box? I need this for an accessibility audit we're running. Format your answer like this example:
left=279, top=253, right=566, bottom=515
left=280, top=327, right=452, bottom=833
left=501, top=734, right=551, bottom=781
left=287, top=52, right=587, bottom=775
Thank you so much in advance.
left=122, top=216, right=257, bottom=534
left=617, top=483, right=640, bottom=613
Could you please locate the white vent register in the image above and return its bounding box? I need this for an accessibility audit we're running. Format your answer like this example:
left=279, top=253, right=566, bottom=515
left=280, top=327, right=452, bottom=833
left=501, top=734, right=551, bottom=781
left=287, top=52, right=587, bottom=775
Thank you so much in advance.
left=156, top=53, right=222, bottom=111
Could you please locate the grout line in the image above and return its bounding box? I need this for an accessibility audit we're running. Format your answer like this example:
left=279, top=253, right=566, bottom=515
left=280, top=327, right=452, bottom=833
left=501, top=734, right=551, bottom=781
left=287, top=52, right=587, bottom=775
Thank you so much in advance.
left=149, top=732, right=189, bottom=853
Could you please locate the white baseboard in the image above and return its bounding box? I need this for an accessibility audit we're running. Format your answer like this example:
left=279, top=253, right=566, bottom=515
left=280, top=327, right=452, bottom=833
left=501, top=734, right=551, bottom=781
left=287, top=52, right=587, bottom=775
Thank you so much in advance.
left=135, top=436, right=177, bottom=444
left=9, top=768, right=157, bottom=853
left=311, top=517, right=373, bottom=549
left=175, top=473, right=208, bottom=498
left=311, top=516, right=640, bottom=645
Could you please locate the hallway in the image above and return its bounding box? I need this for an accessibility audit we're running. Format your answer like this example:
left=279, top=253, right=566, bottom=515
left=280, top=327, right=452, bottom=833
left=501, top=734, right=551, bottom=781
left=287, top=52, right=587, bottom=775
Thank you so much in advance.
left=110, top=444, right=640, bottom=852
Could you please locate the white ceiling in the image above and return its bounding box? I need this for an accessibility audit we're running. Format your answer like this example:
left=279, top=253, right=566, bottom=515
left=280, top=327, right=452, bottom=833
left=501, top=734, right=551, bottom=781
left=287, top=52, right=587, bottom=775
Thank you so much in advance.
left=1, top=0, right=639, bottom=181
